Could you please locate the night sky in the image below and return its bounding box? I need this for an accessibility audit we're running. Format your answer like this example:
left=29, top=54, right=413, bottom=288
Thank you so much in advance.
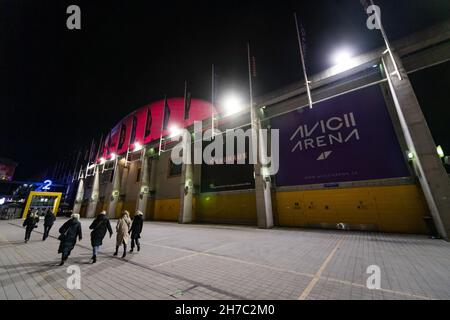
left=1, top=0, right=449, bottom=179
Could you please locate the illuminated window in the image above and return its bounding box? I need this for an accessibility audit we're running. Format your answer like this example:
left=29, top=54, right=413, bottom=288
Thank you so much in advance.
left=118, top=124, right=126, bottom=149
left=130, top=116, right=137, bottom=145
left=136, top=167, right=141, bottom=182
left=168, top=159, right=182, bottom=177
left=145, top=108, right=152, bottom=137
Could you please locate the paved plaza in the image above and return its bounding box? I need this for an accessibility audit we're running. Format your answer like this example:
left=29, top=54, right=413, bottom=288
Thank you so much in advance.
left=0, top=218, right=449, bottom=300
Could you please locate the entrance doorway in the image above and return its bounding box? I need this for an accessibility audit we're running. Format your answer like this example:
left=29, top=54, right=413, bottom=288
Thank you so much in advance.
left=21, top=191, right=63, bottom=219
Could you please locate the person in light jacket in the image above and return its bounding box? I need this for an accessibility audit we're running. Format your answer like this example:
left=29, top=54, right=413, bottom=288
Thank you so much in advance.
left=114, top=210, right=131, bottom=258
left=57, top=213, right=82, bottom=266
left=129, top=211, right=144, bottom=253
left=43, top=209, right=56, bottom=241
left=89, top=211, right=113, bottom=264
left=23, top=211, right=39, bottom=243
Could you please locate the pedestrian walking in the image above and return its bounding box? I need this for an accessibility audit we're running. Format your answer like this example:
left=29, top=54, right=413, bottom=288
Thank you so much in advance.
left=114, top=210, right=131, bottom=258
left=43, top=209, right=56, bottom=241
left=89, top=210, right=113, bottom=263
left=129, top=211, right=144, bottom=253
left=23, top=210, right=39, bottom=243
left=57, top=213, right=82, bottom=266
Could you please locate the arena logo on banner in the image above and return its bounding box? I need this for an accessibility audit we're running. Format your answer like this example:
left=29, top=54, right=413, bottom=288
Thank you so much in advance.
left=290, top=112, right=360, bottom=161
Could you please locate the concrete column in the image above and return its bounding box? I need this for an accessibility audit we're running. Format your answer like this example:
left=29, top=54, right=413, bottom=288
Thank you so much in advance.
left=136, top=151, right=151, bottom=214
left=149, top=158, right=158, bottom=193
left=251, top=105, right=274, bottom=229
left=107, top=160, right=122, bottom=219
left=72, top=178, right=85, bottom=215
left=146, top=157, right=158, bottom=220
left=86, top=167, right=100, bottom=218
left=179, top=131, right=194, bottom=223
left=383, top=54, right=450, bottom=240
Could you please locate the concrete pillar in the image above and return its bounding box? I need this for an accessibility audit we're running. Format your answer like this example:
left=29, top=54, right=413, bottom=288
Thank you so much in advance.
left=146, top=157, right=158, bottom=220
left=86, top=167, right=100, bottom=218
left=149, top=158, right=158, bottom=193
left=178, top=163, right=194, bottom=224
left=251, top=106, right=274, bottom=229
left=72, top=178, right=85, bottom=215
left=383, top=54, right=450, bottom=240
left=136, top=151, right=151, bottom=214
left=178, top=131, right=194, bottom=223
left=107, top=160, right=122, bottom=219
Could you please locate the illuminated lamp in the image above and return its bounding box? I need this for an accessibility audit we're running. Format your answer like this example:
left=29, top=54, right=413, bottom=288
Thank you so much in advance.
left=331, top=47, right=356, bottom=73
left=437, top=145, right=445, bottom=159
left=134, top=142, right=142, bottom=152
left=222, top=93, right=244, bottom=116
left=169, top=125, right=182, bottom=138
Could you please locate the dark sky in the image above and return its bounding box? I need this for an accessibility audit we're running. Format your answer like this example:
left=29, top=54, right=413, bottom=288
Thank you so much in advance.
left=1, top=0, right=449, bottom=179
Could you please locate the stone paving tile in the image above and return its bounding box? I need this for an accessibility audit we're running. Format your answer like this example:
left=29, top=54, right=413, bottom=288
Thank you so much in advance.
left=305, top=278, right=422, bottom=300
left=152, top=254, right=313, bottom=300
left=204, top=231, right=342, bottom=275
left=321, top=232, right=450, bottom=299
left=0, top=218, right=449, bottom=300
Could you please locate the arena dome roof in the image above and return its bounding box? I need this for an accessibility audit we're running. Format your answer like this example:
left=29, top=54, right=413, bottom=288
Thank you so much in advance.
left=101, top=97, right=214, bottom=158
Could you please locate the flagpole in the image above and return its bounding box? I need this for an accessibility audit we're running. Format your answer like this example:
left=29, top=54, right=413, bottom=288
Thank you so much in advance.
left=294, top=12, right=313, bottom=109
left=71, top=149, right=81, bottom=182
left=95, top=133, right=104, bottom=172
left=247, top=44, right=254, bottom=121
left=158, top=95, right=166, bottom=156
left=96, top=133, right=104, bottom=160
left=86, top=138, right=94, bottom=178
left=183, top=80, right=187, bottom=120
left=211, top=64, right=215, bottom=138
left=367, top=0, right=402, bottom=80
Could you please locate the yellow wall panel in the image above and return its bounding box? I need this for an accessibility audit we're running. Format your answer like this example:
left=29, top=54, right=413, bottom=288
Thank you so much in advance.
left=275, top=184, right=429, bottom=234
left=123, top=200, right=137, bottom=216
left=101, top=201, right=108, bottom=212
left=197, top=192, right=257, bottom=224
left=275, top=192, right=306, bottom=226
left=371, top=185, right=427, bottom=234
left=145, top=198, right=156, bottom=221
left=154, top=198, right=180, bottom=221
left=114, top=200, right=124, bottom=218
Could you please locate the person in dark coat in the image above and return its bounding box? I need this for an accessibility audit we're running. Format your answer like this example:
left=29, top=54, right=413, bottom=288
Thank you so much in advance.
left=89, top=210, right=113, bottom=263
left=23, top=211, right=39, bottom=243
left=57, top=213, right=82, bottom=266
left=129, top=211, right=144, bottom=253
left=42, top=209, right=56, bottom=241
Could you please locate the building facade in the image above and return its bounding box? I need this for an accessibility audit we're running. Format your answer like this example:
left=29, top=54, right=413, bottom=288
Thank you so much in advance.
left=0, top=158, right=17, bottom=182
left=71, top=22, right=450, bottom=236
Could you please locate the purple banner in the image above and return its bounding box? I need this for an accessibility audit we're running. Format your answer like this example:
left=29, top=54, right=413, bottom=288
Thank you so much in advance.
left=271, top=85, right=410, bottom=186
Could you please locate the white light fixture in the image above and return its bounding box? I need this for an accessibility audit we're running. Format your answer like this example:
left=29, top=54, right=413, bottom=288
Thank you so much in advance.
left=332, top=49, right=353, bottom=65
left=110, top=153, right=116, bottom=161
left=0, top=198, right=5, bottom=205
left=134, top=142, right=142, bottom=152
left=406, top=151, right=414, bottom=161
left=331, top=48, right=356, bottom=73
left=99, top=157, right=106, bottom=164
left=437, top=145, right=445, bottom=158
left=222, top=93, right=244, bottom=116
left=169, top=125, right=182, bottom=138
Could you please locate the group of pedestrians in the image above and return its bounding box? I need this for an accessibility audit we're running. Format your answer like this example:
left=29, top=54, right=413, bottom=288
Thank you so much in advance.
left=22, top=208, right=144, bottom=266
left=22, top=208, right=56, bottom=243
